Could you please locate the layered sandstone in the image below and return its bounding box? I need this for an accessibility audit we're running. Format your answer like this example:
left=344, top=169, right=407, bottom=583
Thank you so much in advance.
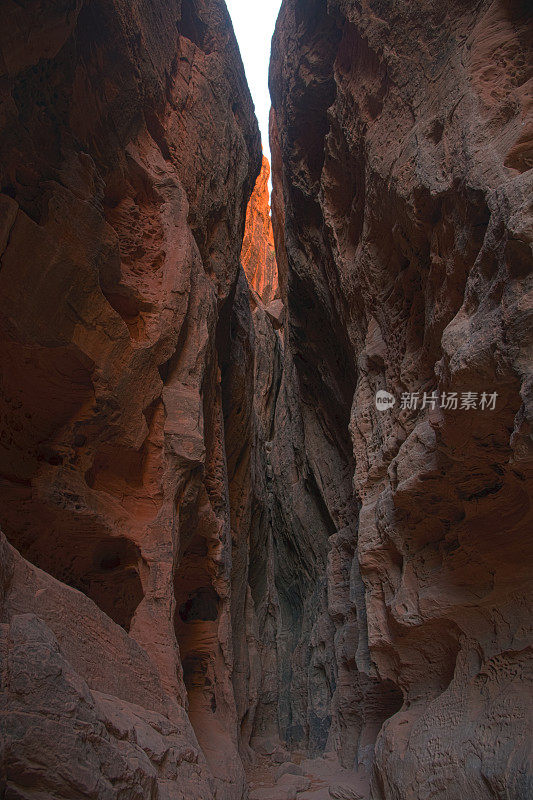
left=269, top=0, right=533, bottom=797
left=0, top=1, right=261, bottom=797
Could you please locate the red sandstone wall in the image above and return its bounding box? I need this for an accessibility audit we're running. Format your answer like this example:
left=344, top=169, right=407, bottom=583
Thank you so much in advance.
left=0, top=2, right=261, bottom=798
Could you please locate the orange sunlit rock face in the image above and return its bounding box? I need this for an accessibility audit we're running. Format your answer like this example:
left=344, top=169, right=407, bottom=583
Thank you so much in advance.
left=241, top=156, right=279, bottom=304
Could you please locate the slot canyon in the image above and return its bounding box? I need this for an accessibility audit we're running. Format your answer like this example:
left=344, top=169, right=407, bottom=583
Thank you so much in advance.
left=0, top=1, right=531, bottom=799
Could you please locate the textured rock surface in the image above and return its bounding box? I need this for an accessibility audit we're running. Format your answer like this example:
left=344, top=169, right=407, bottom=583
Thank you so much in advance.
left=269, top=0, right=533, bottom=797
left=0, top=531, right=215, bottom=799
left=0, top=0, right=261, bottom=797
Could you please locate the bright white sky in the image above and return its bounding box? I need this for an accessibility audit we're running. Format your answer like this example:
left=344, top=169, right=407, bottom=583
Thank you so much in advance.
left=225, top=0, right=281, bottom=166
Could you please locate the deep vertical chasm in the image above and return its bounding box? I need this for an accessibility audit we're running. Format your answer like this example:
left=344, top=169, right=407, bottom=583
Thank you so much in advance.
left=268, top=0, right=532, bottom=798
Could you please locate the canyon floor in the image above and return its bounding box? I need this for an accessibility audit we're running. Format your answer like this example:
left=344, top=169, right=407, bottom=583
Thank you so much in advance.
left=246, top=755, right=369, bottom=800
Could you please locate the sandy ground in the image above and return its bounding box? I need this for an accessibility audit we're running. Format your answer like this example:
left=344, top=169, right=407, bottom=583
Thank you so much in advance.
left=246, top=752, right=369, bottom=800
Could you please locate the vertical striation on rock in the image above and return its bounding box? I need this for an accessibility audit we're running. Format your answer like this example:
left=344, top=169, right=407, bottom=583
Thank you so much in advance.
left=269, top=0, right=533, bottom=797
left=238, top=134, right=356, bottom=766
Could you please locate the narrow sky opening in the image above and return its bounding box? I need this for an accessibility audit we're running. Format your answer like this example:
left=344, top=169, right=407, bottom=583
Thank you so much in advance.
left=225, top=0, right=281, bottom=170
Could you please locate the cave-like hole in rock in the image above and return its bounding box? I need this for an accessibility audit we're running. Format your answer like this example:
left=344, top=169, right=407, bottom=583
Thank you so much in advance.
left=49, top=535, right=144, bottom=631
left=9, top=524, right=144, bottom=632
left=77, top=537, right=144, bottom=630
left=179, top=586, right=219, bottom=622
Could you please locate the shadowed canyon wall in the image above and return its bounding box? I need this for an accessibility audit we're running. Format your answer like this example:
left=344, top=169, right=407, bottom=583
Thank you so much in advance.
left=269, top=0, right=533, bottom=797
left=0, top=0, right=532, bottom=799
